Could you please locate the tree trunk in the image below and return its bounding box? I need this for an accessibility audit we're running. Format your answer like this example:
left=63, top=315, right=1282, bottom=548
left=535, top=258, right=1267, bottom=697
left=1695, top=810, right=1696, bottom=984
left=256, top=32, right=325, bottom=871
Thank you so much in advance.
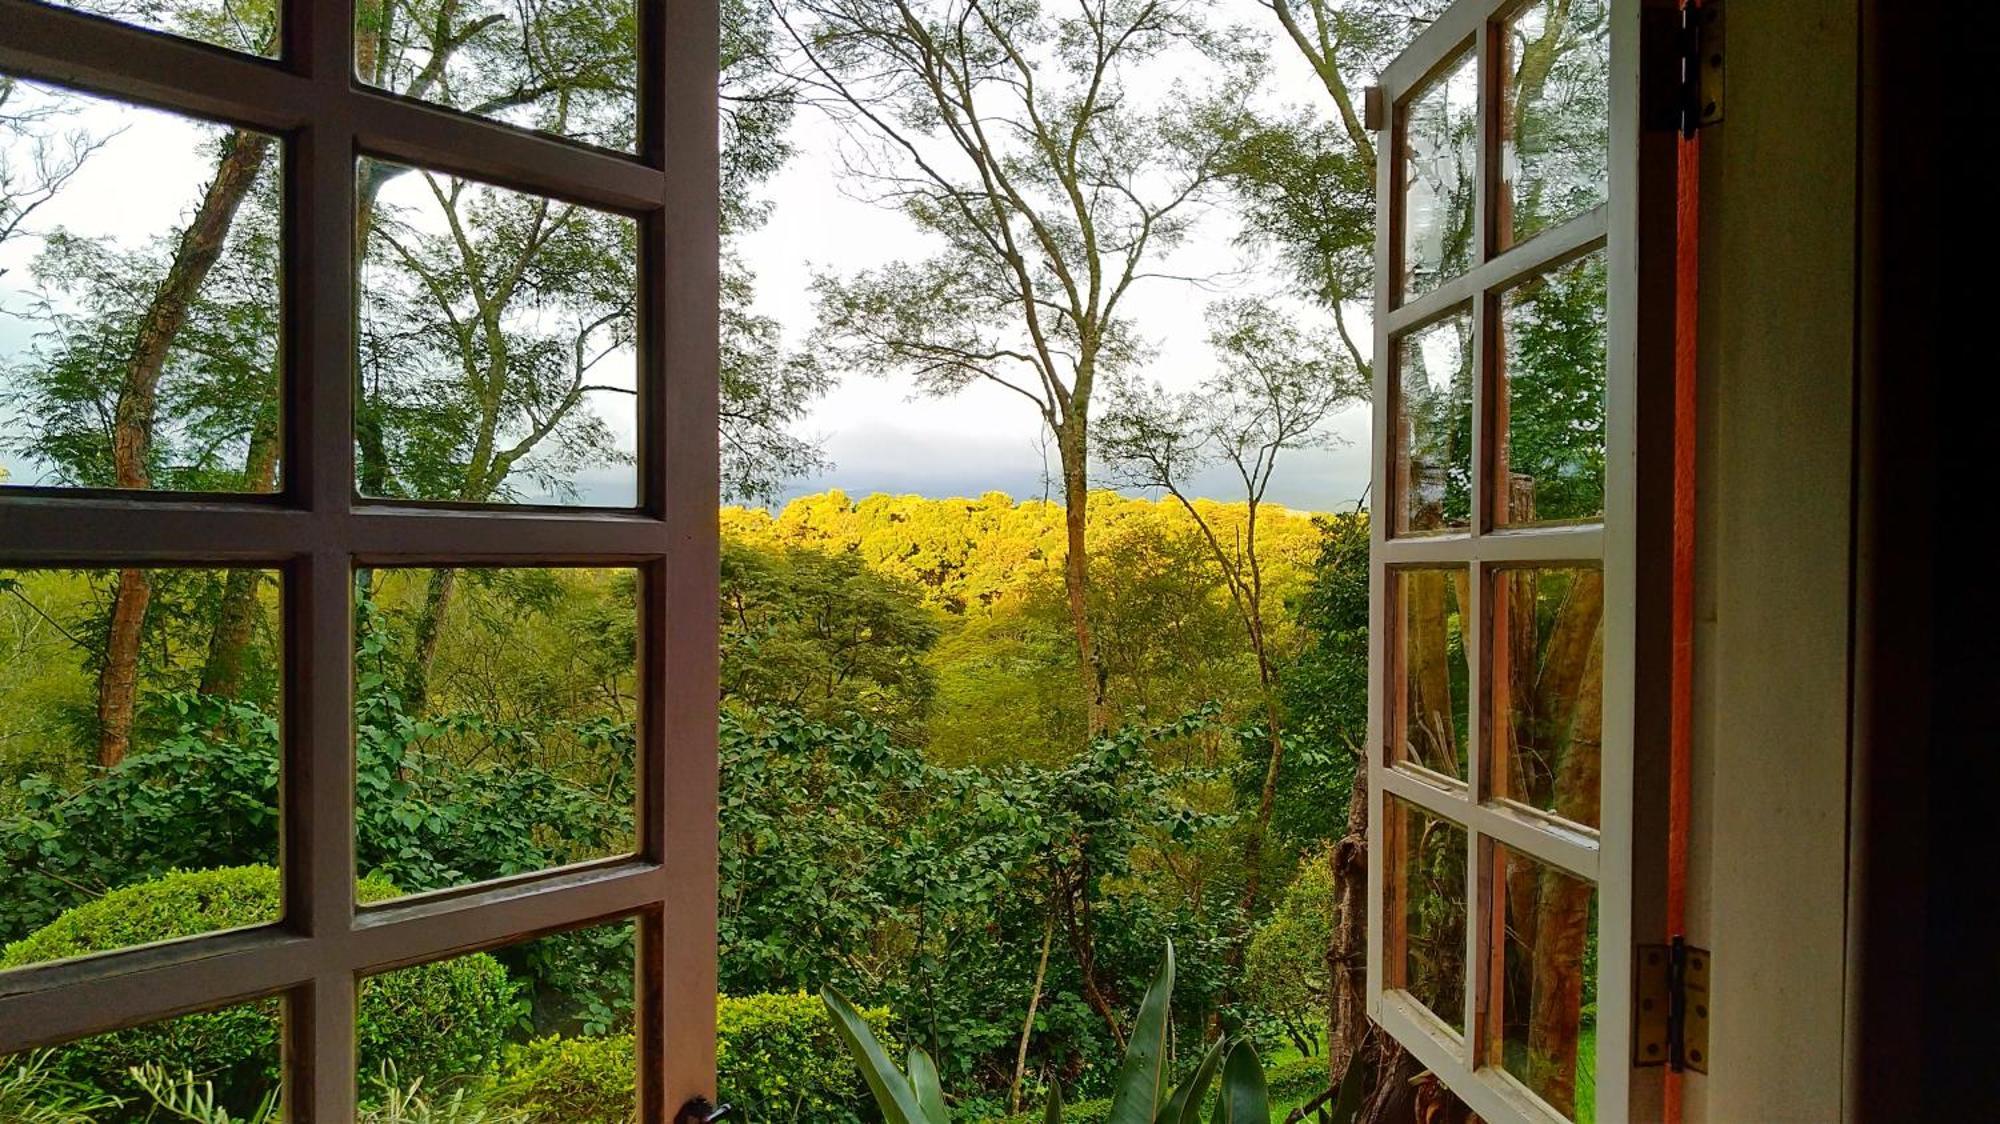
left=1326, top=760, right=1370, bottom=1084
left=199, top=414, right=280, bottom=699
left=96, top=570, right=149, bottom=767
left=1009, top=912, right=1057, bottom=1113
left=1056, top=861, right=1126, bottom=1050
left=1404, top=569, right=1461, bottom=776
left=1057, top=425, right=1107, bottom=733
left=403, top=567, right=459, bottom=714
left=1231, top=674, right=1288, bottom=984
left=94, top=127, right=275, bottom=766
left=1524, top=625, right=1604, bottom=1114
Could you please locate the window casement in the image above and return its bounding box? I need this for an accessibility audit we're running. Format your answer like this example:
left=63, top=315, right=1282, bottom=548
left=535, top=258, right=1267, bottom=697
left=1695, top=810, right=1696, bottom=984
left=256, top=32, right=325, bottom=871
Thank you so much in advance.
left=1366, top=0, right=1663, bottom=1121
left=0, top=0, right=720, bottom=1116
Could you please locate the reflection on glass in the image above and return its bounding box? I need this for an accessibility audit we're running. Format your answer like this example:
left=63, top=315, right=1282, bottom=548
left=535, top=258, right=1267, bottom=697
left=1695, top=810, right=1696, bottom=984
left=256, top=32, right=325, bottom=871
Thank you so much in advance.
left=34, top=0, right=278, bottom=55
left=1393, top=567, right=1470, bottom=780
left=1401, top=52, right=1477, bottom=297
left=357, top=158, right=639, bottom=506
left=1493, top=847, right=1597, bottom=1122
left=1490, top=566, right=1603, bottom=828
left=1501, top=0, right=1611, bottom=248
left=1389, top=795, right=1467, bottom=1032
left=1395, top=312, right=1474, bottom=533
left=1, top=79, right=281, bottom=494
left=0, top=567, right=283, bottom=968
left=354, top=567, right=636, bottom=898
left=1497, top=252, right=1608, bottom=525
left=356, top=0, right=638, bottom=151
left=357, top=919, right=636, bottom=1118
left=0, top=1000, right=281, bottom=1121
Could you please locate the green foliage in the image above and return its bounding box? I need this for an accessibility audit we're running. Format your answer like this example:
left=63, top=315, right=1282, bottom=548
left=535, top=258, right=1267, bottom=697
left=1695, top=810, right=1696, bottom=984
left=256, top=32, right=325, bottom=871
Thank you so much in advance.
left=1498, top=252, right=1609, bottom=522
left=0, top=1050, right=124, bottom=1123
left=127, top=1065, right=277, bottom=1124
left=718, top=992, right=891, bottom=1123
left=721, top=538, right=940, bottom=740
left=1, top=138, right=281, bottom=494
left=1244, top=850, right=1336, bottom=1057
left=720, top=706, right=1235, bottom=1095
left=0, top=867, right=517, bottom=1114
left=121, top=1064, right=532, bottom=1124
left=0, top=679, right=630, bottom=955
left=493, top=1036, right=634, bottom=1124
left=1273, top=514, right=1370, bottom=851
left=824, top=946, right=1264, bottom=1124
left=0, top=698, right=281, bottom=945
left=483, top=993, right=888, bottom=1124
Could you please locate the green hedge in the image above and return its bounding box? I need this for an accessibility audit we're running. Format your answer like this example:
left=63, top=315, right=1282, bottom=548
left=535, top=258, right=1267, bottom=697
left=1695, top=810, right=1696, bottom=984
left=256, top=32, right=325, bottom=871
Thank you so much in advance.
left=488, top=992, right=892, bottom=1124
left=0, top=866, right=516, bottom=1116
left=1266, top=1054, right=1331, bottom=1103
left=986, top=1096, right=1113, bottom=1124
left=496, top=1034, right=636, bottom=1123
left=717, top=991, right=890, bottom=1123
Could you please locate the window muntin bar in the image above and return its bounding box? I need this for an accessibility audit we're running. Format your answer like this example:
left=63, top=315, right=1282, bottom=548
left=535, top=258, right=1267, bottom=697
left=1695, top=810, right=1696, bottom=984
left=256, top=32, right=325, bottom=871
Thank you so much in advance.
left=1370, top=2, right=1641, bottom=1120
left=0, top=0, right=716, bottom=1110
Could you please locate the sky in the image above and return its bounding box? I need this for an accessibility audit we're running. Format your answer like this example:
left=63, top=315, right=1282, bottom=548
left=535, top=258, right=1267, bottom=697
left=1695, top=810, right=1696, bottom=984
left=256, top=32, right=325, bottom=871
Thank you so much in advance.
left=0, top=0, right=1376, bottom=514
left=736, top=5, right=1375, bottom=513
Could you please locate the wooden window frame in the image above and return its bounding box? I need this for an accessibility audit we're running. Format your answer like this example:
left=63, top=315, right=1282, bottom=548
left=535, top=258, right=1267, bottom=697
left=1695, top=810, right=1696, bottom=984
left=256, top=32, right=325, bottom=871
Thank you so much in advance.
left=0, top=0, right=720, bottom=1116
left=1367, top=1, right=1670, bottom=1121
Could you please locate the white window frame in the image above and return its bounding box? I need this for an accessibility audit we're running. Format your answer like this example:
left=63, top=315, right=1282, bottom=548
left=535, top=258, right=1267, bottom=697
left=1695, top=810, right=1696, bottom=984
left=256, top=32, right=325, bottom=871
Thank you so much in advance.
left=1365, top=1, right=1667, bottom=1121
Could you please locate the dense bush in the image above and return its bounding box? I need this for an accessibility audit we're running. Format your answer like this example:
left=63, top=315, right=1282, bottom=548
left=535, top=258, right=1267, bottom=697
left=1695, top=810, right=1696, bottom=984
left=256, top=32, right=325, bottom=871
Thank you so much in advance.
left=494, top=1034, right=634, bottom=1124
left=487, top=993, right=889, bottom=1124
left=0, top=866, right=518, bottom=1114
left=717, top=991, right=890, bottom=1122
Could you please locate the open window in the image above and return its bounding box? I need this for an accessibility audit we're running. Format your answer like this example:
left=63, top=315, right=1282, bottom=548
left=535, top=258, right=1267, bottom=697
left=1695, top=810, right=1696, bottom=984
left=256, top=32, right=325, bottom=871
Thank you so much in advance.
left=0, top=0, right=719, bottom=1114
left=1367, top=0, right=1658, bottom=1120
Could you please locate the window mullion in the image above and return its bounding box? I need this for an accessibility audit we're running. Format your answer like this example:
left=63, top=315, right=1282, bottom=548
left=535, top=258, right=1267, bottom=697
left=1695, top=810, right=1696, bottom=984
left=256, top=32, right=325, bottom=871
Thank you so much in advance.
left=288, top=0, right=360, bottom=1115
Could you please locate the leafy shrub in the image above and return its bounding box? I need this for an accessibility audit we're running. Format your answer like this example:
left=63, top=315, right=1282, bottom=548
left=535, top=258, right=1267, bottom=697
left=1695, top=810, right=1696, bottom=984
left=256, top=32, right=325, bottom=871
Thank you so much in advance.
left=0, top=1050, right=124, bottom=1123
left=0, top=866, right=517, bottom=1113
left=1244, top=849, right=1336, bottom=1057
left=986, top=1097, right=1111, bottom=1124
left=1265, top=1054, right=1329, bottom=1102
left=718, top=991, right=890, bottom=1123
left=493, top=1035, right=634, bottom=1124
left=484, top=992, right=888, bottom=1124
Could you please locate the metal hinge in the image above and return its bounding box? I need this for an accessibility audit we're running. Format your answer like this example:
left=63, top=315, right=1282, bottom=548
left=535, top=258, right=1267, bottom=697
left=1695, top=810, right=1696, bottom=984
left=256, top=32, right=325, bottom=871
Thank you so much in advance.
left=1677, top=1, right=1725, bottom=136
left=1635, top=938, right=1711, bottom=1073
left=1644, top=1, right=1724, bottom=135
left=1363, top=85, right=1385, bottom=133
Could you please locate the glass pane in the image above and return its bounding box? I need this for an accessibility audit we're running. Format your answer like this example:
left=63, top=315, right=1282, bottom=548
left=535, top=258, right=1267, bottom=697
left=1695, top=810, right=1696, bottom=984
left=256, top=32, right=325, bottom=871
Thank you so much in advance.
left=1490, top=566, right=1603, bottom=828
left=356, top=158, right=639, bottom=507
left=0, top=999, right=281, bottom=1120
left=1395, top=311, right=1474, bottom=533
left=1497, top=252, right=1608, bottom=526
left=1, top=79, right=282, bottom=494
left=356, top=918, right=636, bottom=1117
left=1400, top=51, right=1477, bottom=298
left=31, top=0, right=278, bottom=56
left=1388, top=794, right=1467, bottom=1032
left=1500, top=0, right=1611, bottom=249
left=1, top=567, right=282, bottom=967
left=355, top=566, right=637, bottom=897
left=356, top=0, right=638, bottom=152
left=1392, top=567, right=1470, bottom=781
left=1492, top=846, right=1598, bottom=1122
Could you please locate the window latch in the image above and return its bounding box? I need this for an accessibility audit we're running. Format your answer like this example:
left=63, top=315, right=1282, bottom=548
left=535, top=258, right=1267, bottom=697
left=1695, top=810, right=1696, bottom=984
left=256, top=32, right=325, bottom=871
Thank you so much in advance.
left=678, top=1097, right=735, bottom=1123
left=1635, top=937, right=1711, bottom=1073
